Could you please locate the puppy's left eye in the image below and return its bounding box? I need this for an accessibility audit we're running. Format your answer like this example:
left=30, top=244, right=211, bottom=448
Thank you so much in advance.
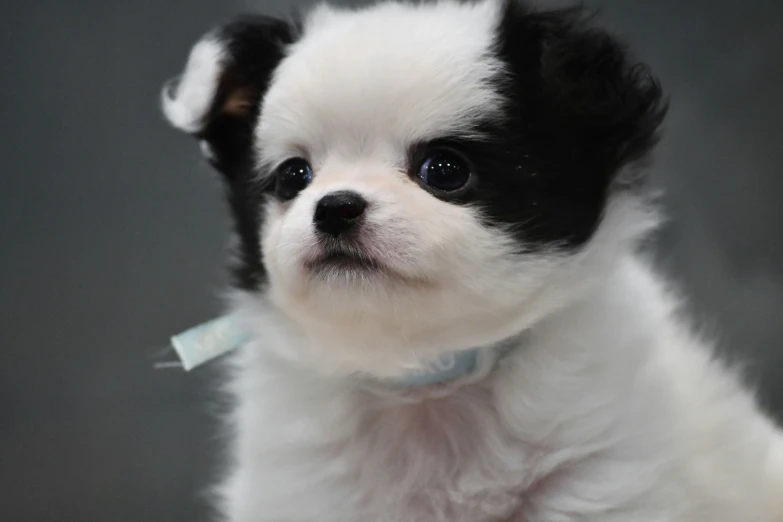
left=417, top=151, right=471, bottom=192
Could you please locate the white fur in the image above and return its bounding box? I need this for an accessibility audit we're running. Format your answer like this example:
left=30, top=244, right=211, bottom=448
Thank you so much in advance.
left=166, top=1, right=783, bottom=520
left=162, top=38, right=225, bottom=133
left=256, top=0, right=505, bottom=168
left=220, top=201, right=783, bottom=522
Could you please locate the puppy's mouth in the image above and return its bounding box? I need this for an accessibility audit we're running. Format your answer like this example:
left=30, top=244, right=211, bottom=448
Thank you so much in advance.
left=299, top=238, right=433, bottom=288
left=306, top=251, right=381, bottom=273
left=303, top=240, right=384, bottom=276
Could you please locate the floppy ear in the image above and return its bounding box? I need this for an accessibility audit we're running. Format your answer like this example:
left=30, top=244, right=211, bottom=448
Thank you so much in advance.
left=161, top=15, right=294, bottom=179
left=162, top=16, right=295, bottom=291
left=499, top=3, right=668, bottom=186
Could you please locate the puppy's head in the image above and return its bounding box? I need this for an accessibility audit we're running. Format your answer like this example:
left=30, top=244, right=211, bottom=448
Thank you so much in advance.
left=162, top=0, right=665, bottom=375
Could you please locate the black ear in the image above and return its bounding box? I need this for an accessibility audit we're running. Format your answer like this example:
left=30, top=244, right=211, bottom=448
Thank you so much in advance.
left=498, top=3, right=668, bottom=186
left=162, top=15, right=295, bottom=179
left=162, top=16, right=295, bottom=291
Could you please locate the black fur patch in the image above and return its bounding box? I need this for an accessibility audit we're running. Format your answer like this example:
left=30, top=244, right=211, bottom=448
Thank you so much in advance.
left=437, top=1, right=667, bottom=248
left=170, top=15, right=297, bottom=290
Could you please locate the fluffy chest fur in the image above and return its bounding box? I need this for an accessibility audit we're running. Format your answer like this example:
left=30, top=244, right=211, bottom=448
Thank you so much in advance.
left=223, top=351, right=595, bottom=522
left=218, top=259, right=783, bottom=522
left=351, top=386, right=530, bottom=521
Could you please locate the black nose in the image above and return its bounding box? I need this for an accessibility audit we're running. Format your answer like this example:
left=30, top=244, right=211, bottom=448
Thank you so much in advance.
left=313, top=191, right=367, bottom=237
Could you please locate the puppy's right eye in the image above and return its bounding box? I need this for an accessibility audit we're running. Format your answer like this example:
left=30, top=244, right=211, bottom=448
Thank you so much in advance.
left=275, top=159, right=313, bottom=200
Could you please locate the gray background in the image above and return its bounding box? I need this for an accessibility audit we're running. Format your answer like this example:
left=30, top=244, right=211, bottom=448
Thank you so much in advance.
left=1, top=0, right=781, bottom=521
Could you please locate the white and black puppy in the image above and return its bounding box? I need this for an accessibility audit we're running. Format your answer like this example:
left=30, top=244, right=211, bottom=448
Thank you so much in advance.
left=162, top=1, right=783, bottom=520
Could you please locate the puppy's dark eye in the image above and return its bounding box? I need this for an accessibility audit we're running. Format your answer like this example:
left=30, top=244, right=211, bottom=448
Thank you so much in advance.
left=417, top=151, right=470, bottom=192
left=275, top=158, right=312, bottom=200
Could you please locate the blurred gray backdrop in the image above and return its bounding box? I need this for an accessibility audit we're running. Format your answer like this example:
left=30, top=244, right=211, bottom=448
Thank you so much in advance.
left=1, top=0, right=781, bottom=521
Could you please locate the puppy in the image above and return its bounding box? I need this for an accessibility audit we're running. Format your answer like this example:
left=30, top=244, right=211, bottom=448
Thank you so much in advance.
left=162, top=1, right=783, bottom=520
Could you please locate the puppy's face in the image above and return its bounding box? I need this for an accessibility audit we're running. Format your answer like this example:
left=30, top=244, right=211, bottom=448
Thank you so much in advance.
left=163, top=0, right=665, bottom=374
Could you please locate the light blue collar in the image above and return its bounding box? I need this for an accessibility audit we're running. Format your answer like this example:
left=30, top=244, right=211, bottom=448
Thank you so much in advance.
left=170, top=315, right=519, bottom=386
left=385, top=338, right=518, bottom=387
